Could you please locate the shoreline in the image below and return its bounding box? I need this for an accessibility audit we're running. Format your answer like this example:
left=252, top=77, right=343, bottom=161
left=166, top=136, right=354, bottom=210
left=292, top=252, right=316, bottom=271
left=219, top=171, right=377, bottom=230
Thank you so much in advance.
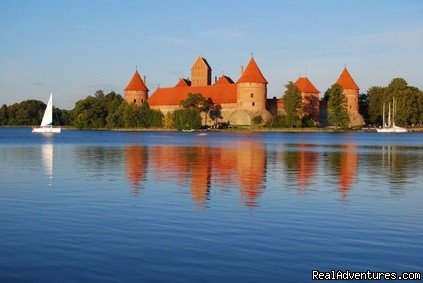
left=2, top=125, right=423, bottom=133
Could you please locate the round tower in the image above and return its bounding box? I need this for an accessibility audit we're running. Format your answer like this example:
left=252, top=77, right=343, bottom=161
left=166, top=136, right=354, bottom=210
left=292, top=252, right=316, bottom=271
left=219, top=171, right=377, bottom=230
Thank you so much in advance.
left=236, top=58, right=268, bottom=111
left=336, top=67, right=364, bottom=126
left=124, top=70, right=149, bottom=107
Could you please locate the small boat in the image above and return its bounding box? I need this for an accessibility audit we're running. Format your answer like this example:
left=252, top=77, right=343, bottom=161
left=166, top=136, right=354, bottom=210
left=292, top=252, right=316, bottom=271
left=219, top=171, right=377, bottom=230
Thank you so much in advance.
left=32, top=93, right=61, bottom=133
left=376, top=98, right=407, bottom=133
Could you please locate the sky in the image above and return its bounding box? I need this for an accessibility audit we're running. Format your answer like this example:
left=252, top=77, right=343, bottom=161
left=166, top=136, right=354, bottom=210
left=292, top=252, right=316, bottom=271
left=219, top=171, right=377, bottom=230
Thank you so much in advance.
left=0, top=0, right=422, bottom=109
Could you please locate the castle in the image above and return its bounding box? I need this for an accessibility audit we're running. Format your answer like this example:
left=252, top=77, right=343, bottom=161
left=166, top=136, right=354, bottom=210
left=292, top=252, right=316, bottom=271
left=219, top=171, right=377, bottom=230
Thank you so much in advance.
left=124, top=56, right=364, bottom=126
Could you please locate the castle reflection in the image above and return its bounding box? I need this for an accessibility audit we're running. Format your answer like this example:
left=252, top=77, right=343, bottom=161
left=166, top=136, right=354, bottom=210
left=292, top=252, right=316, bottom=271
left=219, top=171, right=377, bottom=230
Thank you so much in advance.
left=121, top=140, right=420, bottom=207
left=124, top=141, right=266, bottom=207
left=125, top=145, right=148, bottom=195
left=325, top=144, right=359, bottom=201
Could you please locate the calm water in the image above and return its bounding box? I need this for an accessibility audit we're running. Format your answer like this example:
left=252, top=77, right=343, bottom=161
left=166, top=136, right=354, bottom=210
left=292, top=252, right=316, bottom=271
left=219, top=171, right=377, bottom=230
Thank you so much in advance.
left=0, top=128, right=422, bottom=282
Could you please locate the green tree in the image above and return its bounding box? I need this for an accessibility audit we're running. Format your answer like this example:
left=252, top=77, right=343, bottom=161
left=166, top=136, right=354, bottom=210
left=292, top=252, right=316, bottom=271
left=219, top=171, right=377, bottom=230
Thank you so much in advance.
left=367, top=86, right=385, bottom=125
left=252, top=115, right=263, bottom=125
left=358, top=93, right=370, bottom=124
left=72, top=90, right=124, bottom=129
left=326, top=84, right=350, bottom=128
left=180, top=93, right=211, bottom=125
left=265, top=114, right=287, bottom=128
left=172, top=108, right=202, bottom=130
left=283, top=81, right=302, bottom=128
left=0, top=104, right=8, bottom=125
left=209, top=104, right=222, bottom=125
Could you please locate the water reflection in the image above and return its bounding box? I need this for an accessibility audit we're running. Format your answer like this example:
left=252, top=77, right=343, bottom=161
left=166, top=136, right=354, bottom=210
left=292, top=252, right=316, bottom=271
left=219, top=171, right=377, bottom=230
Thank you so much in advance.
left=125, top=146, right=148, bottom=195
left=282, top=144, right=319, bottom=193
left=124, top=142, right=266, bottom=207
left=41, top=143, right=53, bottom=185
left=324, top=144, right=359, bottom=201
left=62, top=139, right=423, bottom=207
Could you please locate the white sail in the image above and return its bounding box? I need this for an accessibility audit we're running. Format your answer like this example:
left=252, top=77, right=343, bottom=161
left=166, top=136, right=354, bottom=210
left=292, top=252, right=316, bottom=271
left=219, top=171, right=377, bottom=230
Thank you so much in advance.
left=33, top=93, right=61, bottom=133
left=40, top=93, right=53, bottom=127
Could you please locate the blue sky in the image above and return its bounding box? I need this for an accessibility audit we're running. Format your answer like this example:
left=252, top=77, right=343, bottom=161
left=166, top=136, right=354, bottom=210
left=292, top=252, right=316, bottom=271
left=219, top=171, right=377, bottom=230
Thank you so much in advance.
left=1, top=0, right=422, bottom=109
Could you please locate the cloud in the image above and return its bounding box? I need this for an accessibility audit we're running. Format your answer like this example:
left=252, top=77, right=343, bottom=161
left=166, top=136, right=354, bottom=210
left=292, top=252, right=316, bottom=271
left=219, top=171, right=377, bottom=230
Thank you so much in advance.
left=149, top=35, right=192, bottom=45
left=200, top=26, right=247, bottom=39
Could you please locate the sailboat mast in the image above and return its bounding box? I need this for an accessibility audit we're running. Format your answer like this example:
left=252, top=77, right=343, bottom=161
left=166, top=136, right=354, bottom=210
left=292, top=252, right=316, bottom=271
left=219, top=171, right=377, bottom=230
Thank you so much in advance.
left=388, top=101, right=391, bottom=128
left=393, top=98, right=396, bottom=126
left=382, top=103, right=385, bottom=128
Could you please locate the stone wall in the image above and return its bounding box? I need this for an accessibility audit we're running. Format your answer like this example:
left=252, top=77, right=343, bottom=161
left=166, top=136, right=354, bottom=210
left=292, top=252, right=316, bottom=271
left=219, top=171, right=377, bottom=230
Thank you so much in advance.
left=125, top=90, right=148, bottom=107
left=237, top=83, right=267, bottom=111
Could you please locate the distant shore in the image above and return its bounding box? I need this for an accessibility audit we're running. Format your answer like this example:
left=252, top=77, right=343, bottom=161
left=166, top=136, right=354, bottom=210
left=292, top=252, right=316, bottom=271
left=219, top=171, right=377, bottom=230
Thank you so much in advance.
left=2, top=125, right=423, bottom=133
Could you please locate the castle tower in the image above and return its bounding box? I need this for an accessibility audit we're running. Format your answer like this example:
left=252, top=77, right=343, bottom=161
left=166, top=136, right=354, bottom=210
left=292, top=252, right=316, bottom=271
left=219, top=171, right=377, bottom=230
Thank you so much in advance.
left=124, top=70, right=149, bottom=107
left=294, top=77, right=320, bottom=124
left=236, top=58, right=268, bottom=111
left=190, top=56, right=212, bottom=86
left=336, top=68, right=364, bottom=126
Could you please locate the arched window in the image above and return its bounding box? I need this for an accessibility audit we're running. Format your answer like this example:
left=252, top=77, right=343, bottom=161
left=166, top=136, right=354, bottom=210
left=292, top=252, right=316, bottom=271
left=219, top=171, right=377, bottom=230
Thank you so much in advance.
left=250, top=93, right=254, bottom=98
left=134, top=99, right=136, bottom=103
left=252, top=102, right=255, bottom=106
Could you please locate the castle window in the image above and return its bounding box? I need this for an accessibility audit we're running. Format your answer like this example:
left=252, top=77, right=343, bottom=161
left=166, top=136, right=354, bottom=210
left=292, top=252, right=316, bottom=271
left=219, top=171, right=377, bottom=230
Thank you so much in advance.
left=141, top=99, right=144, bottom=103
left=134, top=99, right=136, bottom=103
left=252, top=102, right=255, bottom=106
left=250, top=93, right=254, bottom=98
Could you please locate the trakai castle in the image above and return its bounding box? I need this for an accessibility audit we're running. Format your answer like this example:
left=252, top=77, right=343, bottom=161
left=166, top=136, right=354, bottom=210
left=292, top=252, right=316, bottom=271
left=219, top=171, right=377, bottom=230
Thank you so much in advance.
left=124, top=56, right=364, bottom=126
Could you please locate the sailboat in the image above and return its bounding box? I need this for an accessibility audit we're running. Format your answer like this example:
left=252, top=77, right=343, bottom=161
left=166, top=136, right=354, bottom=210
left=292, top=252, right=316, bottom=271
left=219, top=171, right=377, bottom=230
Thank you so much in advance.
left=376, top=98, right=407, bottom=133
left=32, top=93, right=61, bottom=133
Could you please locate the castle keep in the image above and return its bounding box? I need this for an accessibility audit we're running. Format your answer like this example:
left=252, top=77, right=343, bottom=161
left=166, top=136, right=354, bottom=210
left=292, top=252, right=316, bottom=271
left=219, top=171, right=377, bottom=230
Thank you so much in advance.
left=124, top=56, right=364, bottom=126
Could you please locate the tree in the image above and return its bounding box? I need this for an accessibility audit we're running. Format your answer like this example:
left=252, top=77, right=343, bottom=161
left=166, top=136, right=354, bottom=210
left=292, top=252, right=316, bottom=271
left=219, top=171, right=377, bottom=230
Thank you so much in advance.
left=252, top=115, right=263, bottom=125
left=367, top=86, right=385, bottom=125
left=180, top=93, right=211, bottom=125
left=326, top=84, right=350, bottom=128
left=172, top=108, right=202, bottom=130
left=283, top=81, right=302, bottom=128
left=209, top=104, right=222, bottom=125
left=72, top=90, right=125, bottom=129
left=265, top=114, right=287, bottom=128
left=358, top=93, right=370, bottom=124
left=0, top=104, right=8, bottom=125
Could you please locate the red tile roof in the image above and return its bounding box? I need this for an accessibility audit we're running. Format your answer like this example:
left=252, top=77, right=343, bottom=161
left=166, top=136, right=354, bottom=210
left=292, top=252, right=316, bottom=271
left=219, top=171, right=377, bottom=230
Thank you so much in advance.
left=295, top=77, right=320, bottom=94
left=175, top=78, right=192, bottom=87
left=237, top=58, right=268, bottom=84
left=336, top=67, right=359, bottom=90
left=124, top=70, right=148, bottom=91
left=191, top=56, right=212, bottom=70
left=148, top=84, right=237, bottom=106
left=215, top=75, right=235, bottom=85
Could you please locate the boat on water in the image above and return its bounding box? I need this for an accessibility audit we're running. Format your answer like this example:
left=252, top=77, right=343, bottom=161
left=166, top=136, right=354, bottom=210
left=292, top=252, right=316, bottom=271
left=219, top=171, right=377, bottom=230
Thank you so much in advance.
left=32, top=93, right=61, bottom=133
left=376, top=98, right=407, bottom=133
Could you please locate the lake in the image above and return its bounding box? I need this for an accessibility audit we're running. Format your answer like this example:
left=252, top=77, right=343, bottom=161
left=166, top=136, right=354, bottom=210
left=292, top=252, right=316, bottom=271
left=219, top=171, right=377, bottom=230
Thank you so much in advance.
left=0, top=128, right=422, bottom=282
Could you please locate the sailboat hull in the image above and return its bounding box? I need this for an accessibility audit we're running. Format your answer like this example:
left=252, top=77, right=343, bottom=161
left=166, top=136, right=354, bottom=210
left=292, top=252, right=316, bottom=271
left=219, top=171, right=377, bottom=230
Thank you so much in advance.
left=32, top=127, right=61, bottom=133
left=376, top=127, right=407, bottom=133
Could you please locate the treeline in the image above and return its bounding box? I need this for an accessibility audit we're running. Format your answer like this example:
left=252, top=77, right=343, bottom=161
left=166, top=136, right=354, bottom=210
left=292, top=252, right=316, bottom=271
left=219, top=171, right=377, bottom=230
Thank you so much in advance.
left=71, top=90, right=163, bottom=129
left=266, top=77, right=422, bottom=129
left=363, top=78, right=423, bottom=126
left=0, top=100, right=71, bottom=126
